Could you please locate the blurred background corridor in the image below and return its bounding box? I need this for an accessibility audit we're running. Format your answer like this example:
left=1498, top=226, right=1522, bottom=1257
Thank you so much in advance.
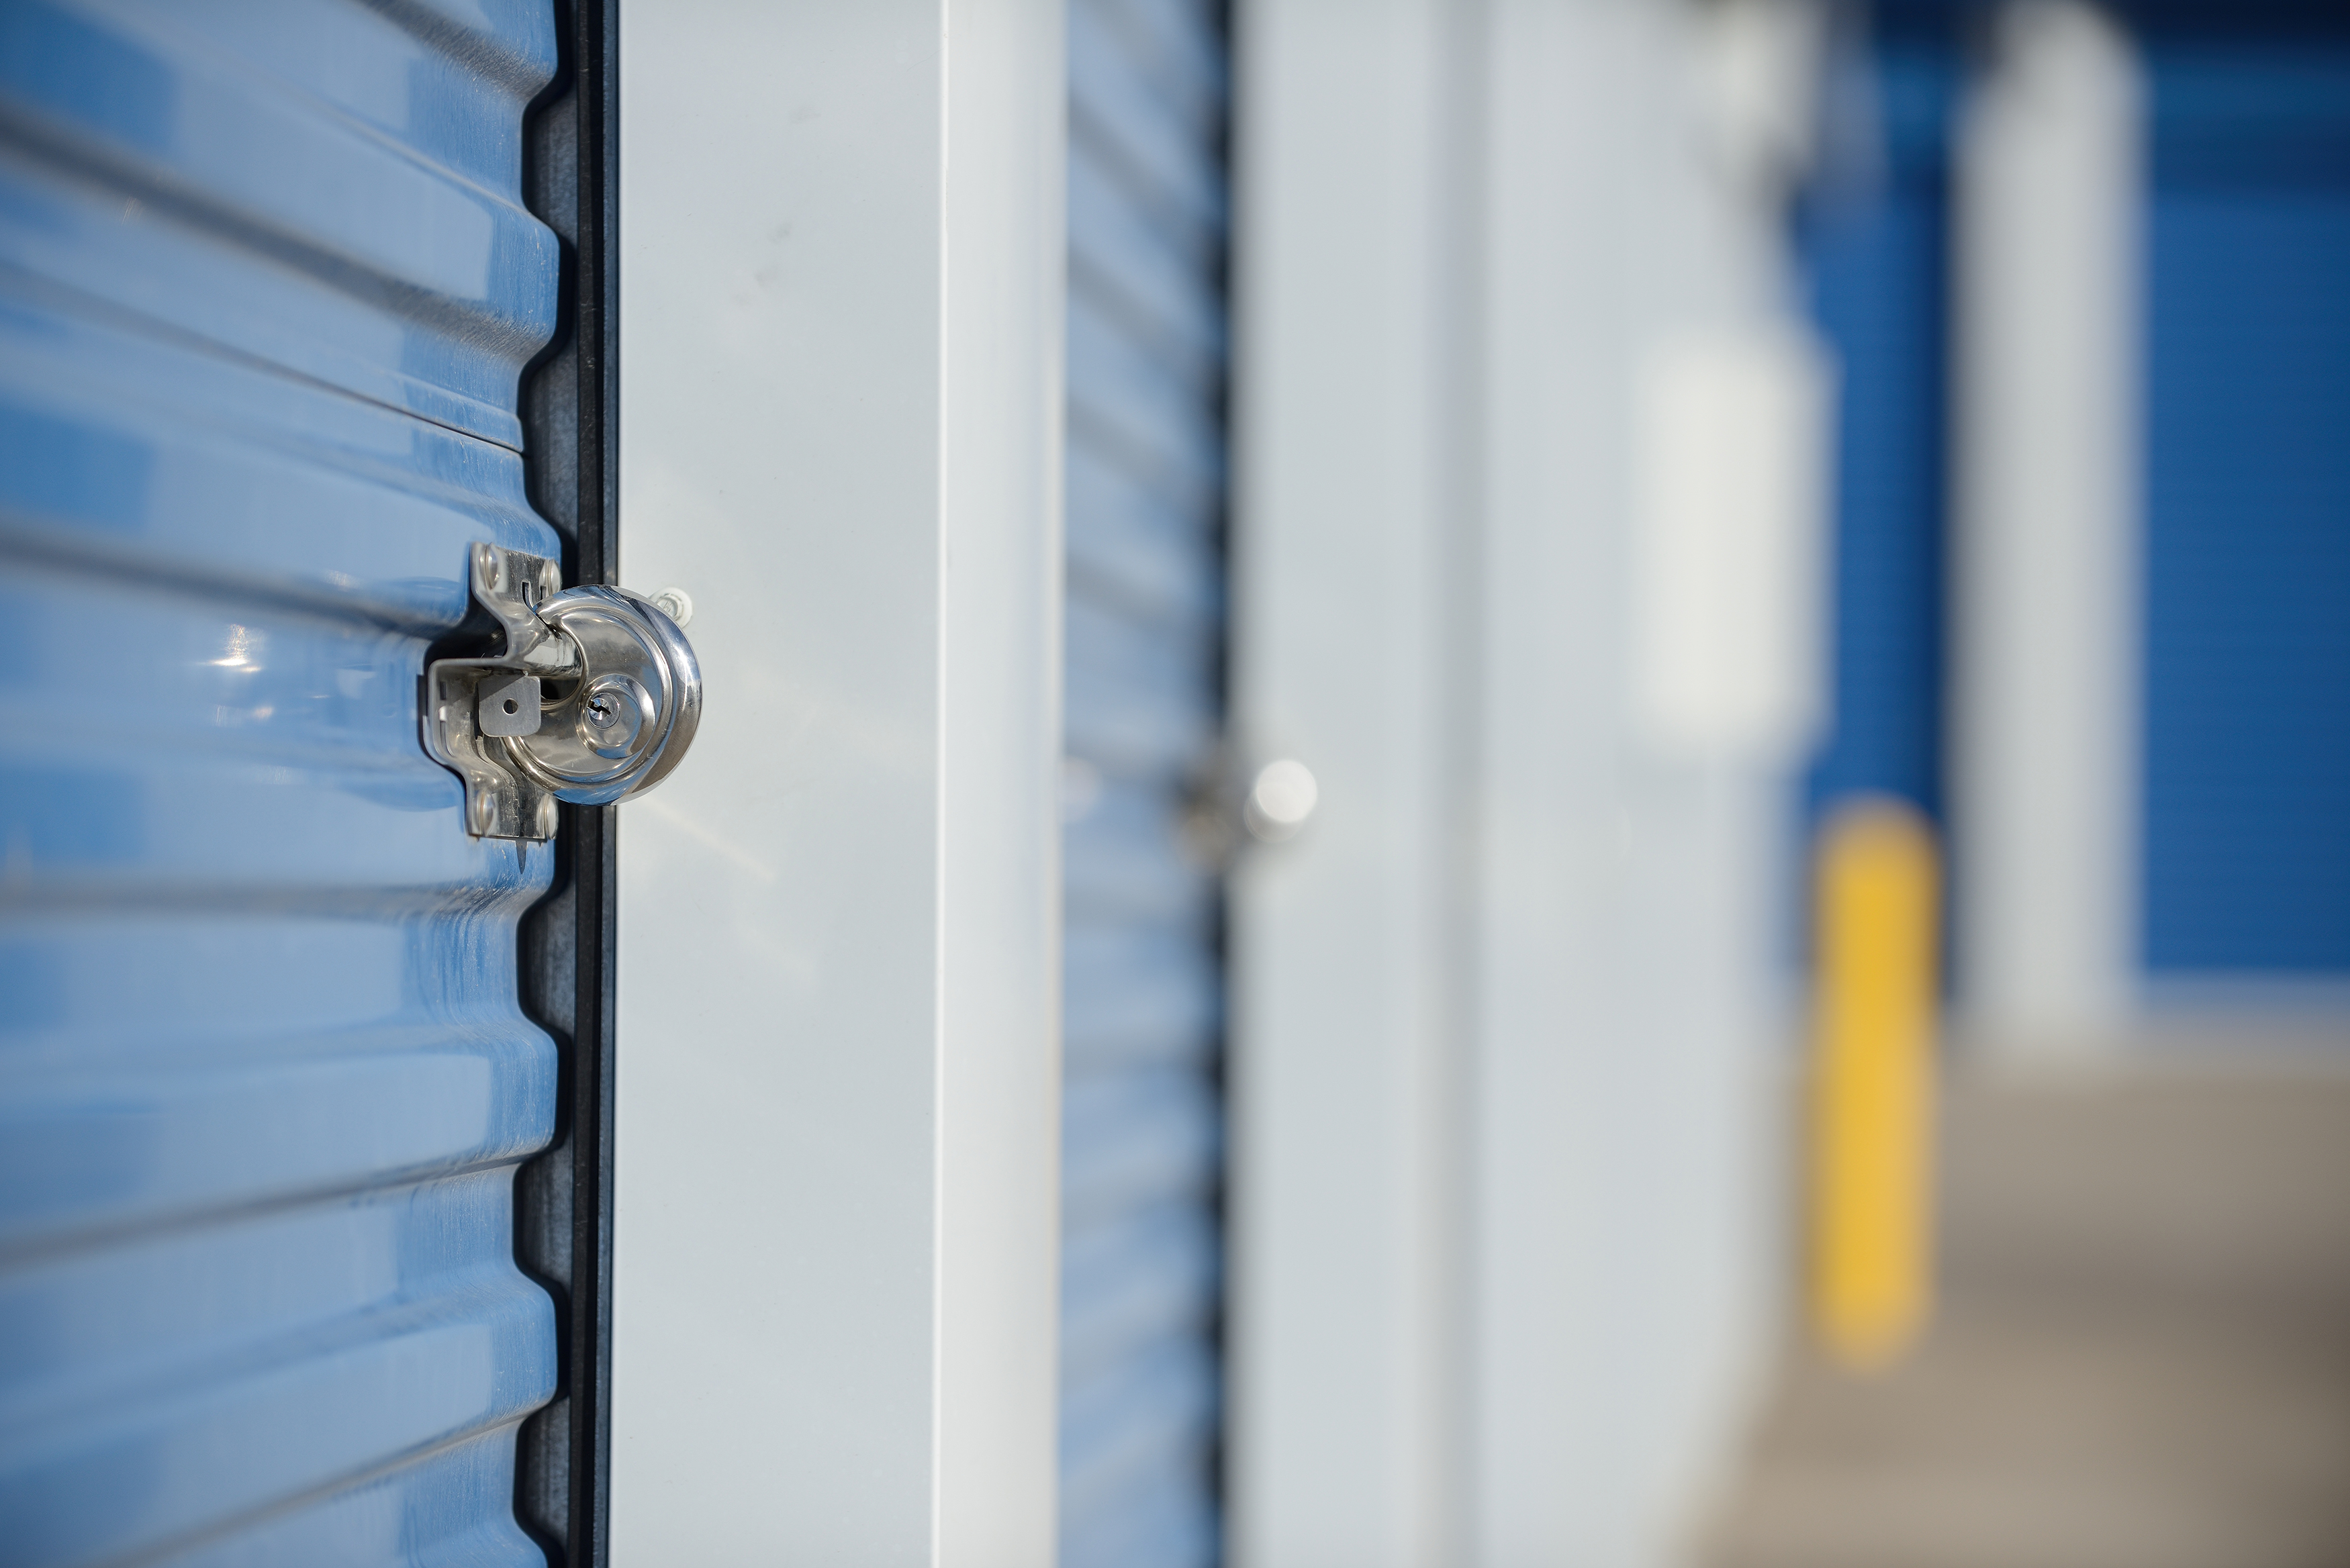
left=1230, top=1, right=2350, bottom=1564
left=1682, top=5, right=2350, bottom=1562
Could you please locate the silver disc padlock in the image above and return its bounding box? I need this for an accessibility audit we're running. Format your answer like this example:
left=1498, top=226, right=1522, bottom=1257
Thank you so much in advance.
left=424, top=544, right=703, bottom=840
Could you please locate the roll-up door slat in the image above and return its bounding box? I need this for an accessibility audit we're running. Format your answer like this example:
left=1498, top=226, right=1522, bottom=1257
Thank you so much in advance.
left=1062, top=1, right=1228, bottom=1561
left=0, top=3, right=563, bottom=1561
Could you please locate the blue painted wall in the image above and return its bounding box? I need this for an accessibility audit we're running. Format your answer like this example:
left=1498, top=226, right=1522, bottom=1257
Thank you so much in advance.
left=1801, top=13, right=1961, bottom=826
left=1797, top=3, right=2350, bottom=981
left=2140, top=28, right=2350, bottom=974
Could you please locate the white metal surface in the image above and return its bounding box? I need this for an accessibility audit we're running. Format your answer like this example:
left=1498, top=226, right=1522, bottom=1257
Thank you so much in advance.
left=1954, top=0, right=2145, bottom=1058
left=612, top=2, right=1064, bottom=1560
left=1630, top=324, right=1832, bottom=762
left=1231, top=1, right=1460, bottom=1562
left=1472, top=15, right=1807, bottom=1559
left=1233, top=1, right=1815, bottom=1565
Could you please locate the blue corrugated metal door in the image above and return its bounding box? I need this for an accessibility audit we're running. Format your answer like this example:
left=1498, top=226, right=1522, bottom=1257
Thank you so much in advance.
left=1801, top=8, right=1959, bottom=827
left=0, top=3, right=570, bottom=1561
left=1060, top=1, right=1229, bottom=1564
left=2141, top=19, right=2350, bottom=977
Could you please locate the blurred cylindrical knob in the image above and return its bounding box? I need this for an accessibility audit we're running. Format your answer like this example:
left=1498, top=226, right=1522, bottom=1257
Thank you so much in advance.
left=1243, top=758, right=1319, bottom=842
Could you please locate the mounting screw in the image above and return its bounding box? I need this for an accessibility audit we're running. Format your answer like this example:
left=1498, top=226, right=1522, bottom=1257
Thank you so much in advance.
left=470, top=790, right=498, bottom=835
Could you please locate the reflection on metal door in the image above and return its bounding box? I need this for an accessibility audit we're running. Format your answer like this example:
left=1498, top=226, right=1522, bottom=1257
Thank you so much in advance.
left=0, top=3, right=568, bottom=1561
left=1060, top=1, right=1229, bottom=1563
left=2142, top=28, right=2350, bottom=977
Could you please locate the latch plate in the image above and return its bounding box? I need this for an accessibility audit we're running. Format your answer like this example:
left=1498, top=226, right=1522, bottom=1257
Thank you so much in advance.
left=424, top=544, right=574, bottom=840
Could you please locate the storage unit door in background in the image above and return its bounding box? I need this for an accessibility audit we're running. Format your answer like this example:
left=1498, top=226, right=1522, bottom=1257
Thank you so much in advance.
left=0, top=3, right=565, bottom=1562
left=1060, top=2, right=1229, bottom=1565
left=1801, top=18, right=1957, bottom=825
left=2141, top=23, right=2350, bottom=979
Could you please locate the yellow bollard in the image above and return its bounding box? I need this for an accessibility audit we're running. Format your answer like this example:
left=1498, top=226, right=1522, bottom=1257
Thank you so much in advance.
left=1810, top=796, right=1939, bottom=1369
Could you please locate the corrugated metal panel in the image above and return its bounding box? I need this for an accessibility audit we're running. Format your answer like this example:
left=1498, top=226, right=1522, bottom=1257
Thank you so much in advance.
left=1061, top=1, right=1229, bottom=1564
left=1801, top=17, right=1958, bottom=822
left=2141, top=30, right=2350, bottom=975
left=0, top=3, right=563, bottom=1562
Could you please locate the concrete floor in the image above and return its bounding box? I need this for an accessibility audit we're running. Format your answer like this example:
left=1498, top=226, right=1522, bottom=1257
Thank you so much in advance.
left=1695, top=1057, right=2350, bottom=1568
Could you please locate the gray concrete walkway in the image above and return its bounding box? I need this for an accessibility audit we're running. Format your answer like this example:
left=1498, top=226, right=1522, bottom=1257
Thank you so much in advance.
left=1695, top=1058, right=2350, bottom=1568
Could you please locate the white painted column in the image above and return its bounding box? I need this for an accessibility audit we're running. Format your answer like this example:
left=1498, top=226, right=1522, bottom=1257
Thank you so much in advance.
left=1229, top=3, right=1458, bottom=1563
left=1470, top=3, right=1820, bottom=1563
left=1469, top=1, right=1645, bottom=1556
left=610, top=2, right=1064, bottom=1561
left=1953, top=1, right=2145, bottom=1059
left=1234, top=3, right=1820, bottom=1566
